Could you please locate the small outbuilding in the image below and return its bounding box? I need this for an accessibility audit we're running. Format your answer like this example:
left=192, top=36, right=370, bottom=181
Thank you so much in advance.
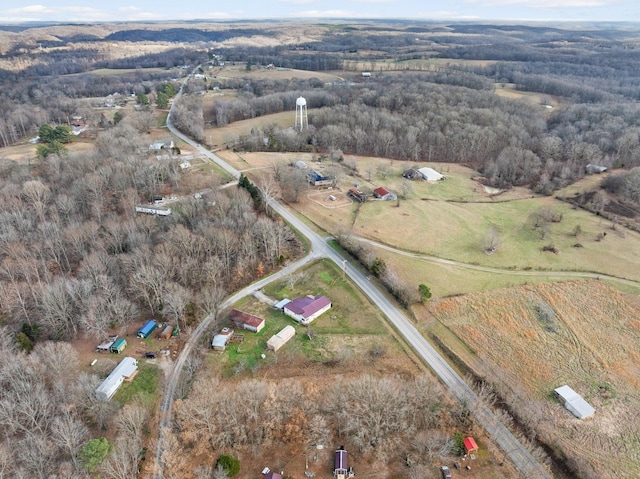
left=110, top=337, right=127, bottom=354
left=267, top=325, right=296, bottom=352
left=97, top=336, right=117, bottom=353
left=158, top=324, right=173, bottom=340
left=284, top=295, right=332, bottom=325
left=229, top=309, right=265, bottom=333
left=137, top=320, right=158, bottom=338
left=463, top=436, right=478, bottom=455
left=211, top=327, right=234, bottom=351
left=95, top=357, right=138, bottom=401
left=554, top=385, right=595, bottom=419
left=373, top=186, right=397, bottom=201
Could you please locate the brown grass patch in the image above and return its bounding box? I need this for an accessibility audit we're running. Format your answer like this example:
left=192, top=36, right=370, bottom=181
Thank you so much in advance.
left=426, top=279, right=640, bottom=478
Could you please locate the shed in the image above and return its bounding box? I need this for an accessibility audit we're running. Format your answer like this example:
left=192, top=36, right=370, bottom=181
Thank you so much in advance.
left=418, top=167, right=444, bottom=182
left=284, top=295, right=332, bottom=325
left=267, top=325, right=296, bottom=352
left=158, top=324, right=173, bottom=340
left=97, top=336, right=117, bottom=352
left=137, top=320, right=158, bottom=338
left=373, top=186, right=397, bottom=201
left=95, top=357, right=138, bottom=401
left=229, top=309, right=265, bottom=333
left=402, top=168, right=422, bottom=180
left=463, top=436, right=478, bottom=454
left=110, top=337, right=127, bottom=354
left=211, top=327, right=234, bottom=351
left=586, top=164, right=607, bottom=174
left=554, top=385, right=595, bottom=419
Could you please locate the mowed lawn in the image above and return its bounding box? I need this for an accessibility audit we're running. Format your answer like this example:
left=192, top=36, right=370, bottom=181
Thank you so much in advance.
left=428, top=280, right=640, bottom=478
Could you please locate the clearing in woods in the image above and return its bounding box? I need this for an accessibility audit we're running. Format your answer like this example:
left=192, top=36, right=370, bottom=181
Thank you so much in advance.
left=423, top=279, right=640, bottom=479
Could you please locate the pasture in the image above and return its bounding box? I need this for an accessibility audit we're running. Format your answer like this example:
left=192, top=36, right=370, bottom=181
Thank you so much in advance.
left=426, top=279, right=640, bottom=479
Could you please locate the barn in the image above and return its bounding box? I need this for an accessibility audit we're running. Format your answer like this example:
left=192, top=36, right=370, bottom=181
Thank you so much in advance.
left=137, top=320, right=158, bottom=338
left=554, top=385, right=595, bottom=419
left=158, top=324, right=173, bottom=340
left=95, top=357, right=138, bottom=401
left=284, top=295, right=331, bottom=325
left=417, top=167, right=444, bottom=182
left=229, top=309, right=265, bottom=333
left=267, top=325, right=295, bottom=352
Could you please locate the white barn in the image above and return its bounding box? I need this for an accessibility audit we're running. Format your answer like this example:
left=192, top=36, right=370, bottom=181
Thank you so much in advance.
left=267, top=325, right=296, bottom=352
left=554, top=385, right=595, bottom=419
left=95, top=357, right=138, bottom=401
left=417, top=167, right=444, bottom=182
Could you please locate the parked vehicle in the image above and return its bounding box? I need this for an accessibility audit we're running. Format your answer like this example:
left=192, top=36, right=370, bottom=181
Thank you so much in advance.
left=440, top=465, right=452, bottom=479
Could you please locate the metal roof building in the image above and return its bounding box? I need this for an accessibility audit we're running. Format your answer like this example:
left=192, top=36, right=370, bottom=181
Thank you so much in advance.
left=95, top=357, right=138, bottom=401
left=267, top=325, right=295, bottom=352
left=554, top=385, right=595, bottom=419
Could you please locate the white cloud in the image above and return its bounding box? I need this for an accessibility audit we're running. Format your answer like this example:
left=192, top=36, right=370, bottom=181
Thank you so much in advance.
left=296, top=9, right=375, bottom=17
left=466, top=0, right=612, bottom=7
left=279, top=0, right=316, bottom=5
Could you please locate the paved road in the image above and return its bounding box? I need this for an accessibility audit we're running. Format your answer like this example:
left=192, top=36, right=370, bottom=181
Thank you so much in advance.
left=154, top=71, right=552, bottom=479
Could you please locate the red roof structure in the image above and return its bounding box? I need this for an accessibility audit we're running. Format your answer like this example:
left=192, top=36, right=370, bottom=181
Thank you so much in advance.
left=463, top=436, right=478, bottom=454
left=373, top=187, right=390, bottom=197
left=229, top=309, right=265, bottom=332
left=285, top=295, right=331, bottom=319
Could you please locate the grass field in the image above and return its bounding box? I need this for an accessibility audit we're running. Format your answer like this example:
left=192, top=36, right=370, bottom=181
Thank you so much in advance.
left=204, top=110, right=299, bottom=147
left=426, top=280, right=640, bottom=478
left=210, top=64, right=343, bottom=82
left=114, top=363, right=159, bottom=406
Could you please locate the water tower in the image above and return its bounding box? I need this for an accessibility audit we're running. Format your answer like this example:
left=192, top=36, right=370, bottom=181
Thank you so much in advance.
left=295, top=96, right=308, bottom=131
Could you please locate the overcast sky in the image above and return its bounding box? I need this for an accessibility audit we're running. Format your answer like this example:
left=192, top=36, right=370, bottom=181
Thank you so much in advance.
left=1, top=0, right=639, bottom=24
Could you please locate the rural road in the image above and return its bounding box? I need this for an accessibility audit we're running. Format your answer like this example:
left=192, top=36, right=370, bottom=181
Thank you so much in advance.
left=154, top=71, right=553, bottom=479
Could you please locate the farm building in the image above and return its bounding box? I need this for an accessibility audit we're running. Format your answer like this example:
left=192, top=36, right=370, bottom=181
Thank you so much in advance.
left=554, top=385, right=595, bottom=419
left=96, top=336, right=118, bottom=353
left=334, top=447, right=354, bottom=479
left=373, top=187, right=397, bottom=201
left=464, top=436, right=478, bottom=454
left=135, top=205, right=172, bottom=216
left=229, top=309, right=265, bottom=333
left=418, top=167, right=445, bottom=181
left=158, top=324, right=173, bottom=340
left=348, top=188, right=366, bottom=202
left=95, top=357, right=138, bottom=401
left=307, top=169, right=335, bottom=187
left=211, top=327, right=234, bottom=351
left=274, top=298, right=291, bottom=311
left=295, top=160, right=307, bottom=169
left=402, top=168, right=422, bottom=180
left=137, top=320, right=158, bottom=338
left=267, top=325, right=296, bottom=352
left=110, top=337, right=127, bottom=354
left=284, top=295, right=332, bottom=325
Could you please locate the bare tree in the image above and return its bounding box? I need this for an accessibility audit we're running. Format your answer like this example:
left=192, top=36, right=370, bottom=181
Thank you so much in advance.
left=483, top=225, right=501, bottom=254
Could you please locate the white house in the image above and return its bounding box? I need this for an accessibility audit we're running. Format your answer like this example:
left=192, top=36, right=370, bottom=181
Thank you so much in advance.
left=417, top=167, right=444, bottom=182
left=267, top=325, right=295, bottom=352
left=95, top=357, right=138, bottom=401
left=135, top=205, right=172, bottom=216
left=554, top=385, right=595, bottom=419
left=284, top=295, right=331, bottom=325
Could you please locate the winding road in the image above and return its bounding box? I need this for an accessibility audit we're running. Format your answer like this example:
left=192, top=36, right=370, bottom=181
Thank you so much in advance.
left=153, top=71, right=553, bottom=479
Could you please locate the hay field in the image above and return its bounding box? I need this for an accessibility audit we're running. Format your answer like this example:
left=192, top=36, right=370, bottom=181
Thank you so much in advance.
left=427, top=280, right=640, bottom=478
left=204, top=111, right=297, bottom=147
left=211, top=64, right=343, bottom=82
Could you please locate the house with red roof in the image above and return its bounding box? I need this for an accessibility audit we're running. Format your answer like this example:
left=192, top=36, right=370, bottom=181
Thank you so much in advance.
left=283, top=295, right=331, bottom=325
left=229, top=309, right=265, bottom=333
left=373, top=186, right=397, bottom=201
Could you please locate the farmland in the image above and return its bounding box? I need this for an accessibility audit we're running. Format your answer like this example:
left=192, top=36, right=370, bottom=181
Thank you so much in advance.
left=425, top=280, right=640, bottom=479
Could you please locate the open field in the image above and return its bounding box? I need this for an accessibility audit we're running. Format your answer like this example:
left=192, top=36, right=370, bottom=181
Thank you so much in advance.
left=204, top=111, right=298, bottom=147
left=424, top=279, right=640, bottom=479
left=227, top=150, right=640, bottom=289
left=210, top=64, right=344, bottom=82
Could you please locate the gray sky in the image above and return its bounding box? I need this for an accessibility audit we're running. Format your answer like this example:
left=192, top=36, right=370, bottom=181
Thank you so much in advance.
left=1, top=0, right=639, bottom=23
